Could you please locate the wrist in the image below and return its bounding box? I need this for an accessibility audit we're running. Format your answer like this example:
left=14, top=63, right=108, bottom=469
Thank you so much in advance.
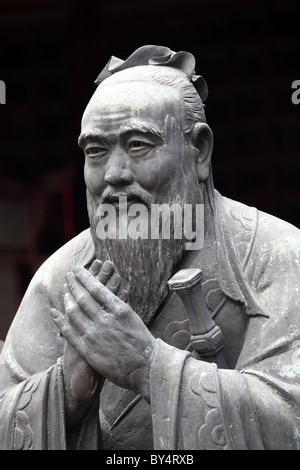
left=62, top=349, right=103, bottom=430
left=131, top=341, right=156, bottom=403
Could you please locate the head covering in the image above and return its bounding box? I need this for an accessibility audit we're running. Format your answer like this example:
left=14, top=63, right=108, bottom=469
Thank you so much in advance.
left=94, top=45, right=208, bottom=104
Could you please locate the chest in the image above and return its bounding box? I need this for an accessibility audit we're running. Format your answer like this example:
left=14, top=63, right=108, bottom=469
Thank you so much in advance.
left=99, top=264, right=248, bottom=450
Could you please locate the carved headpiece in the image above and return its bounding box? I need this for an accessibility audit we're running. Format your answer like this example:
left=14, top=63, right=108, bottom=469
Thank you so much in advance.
left=94, top=45, right=208, bottom=103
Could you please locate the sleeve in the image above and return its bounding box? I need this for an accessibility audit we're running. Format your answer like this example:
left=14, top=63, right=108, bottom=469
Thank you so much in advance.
left=149, top=234, right=300, bottom=450
left=0, top=230, right=100, bottom=450
left=0, top=359, right=66, bottom=449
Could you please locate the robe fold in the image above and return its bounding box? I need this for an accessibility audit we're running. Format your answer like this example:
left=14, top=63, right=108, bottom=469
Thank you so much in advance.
left=0, top=190, right=299, bottom=449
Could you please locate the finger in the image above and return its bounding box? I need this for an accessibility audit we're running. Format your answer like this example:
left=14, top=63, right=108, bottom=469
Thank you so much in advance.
left=89, top=259, right=103, bottom=276
left=118, top=289, right=129, bottom=302
left=66, top=271, right=107, bottom=321
left=106, top=273, right=121, bottom=294
left=72, top=266, right=124, bottom=314
left=50, top=308, right=86, bottom=355
left=97, top=260, right=115, bottom=285
left=63, top=283, right=77, bottom=314
left=64, top=285, right=91, bottom=333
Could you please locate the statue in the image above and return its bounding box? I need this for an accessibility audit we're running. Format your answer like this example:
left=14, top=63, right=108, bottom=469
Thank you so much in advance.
left=0, top=45, right=299, bottom=450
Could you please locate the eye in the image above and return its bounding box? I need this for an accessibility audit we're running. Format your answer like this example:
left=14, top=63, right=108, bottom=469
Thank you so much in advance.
left=128, top=139, right=154, bottom=155
left=85, top=146, right=107, bottom=158
left=128, top=140, right=144, bottom=149
left=86, top=146, right=101, bottom=155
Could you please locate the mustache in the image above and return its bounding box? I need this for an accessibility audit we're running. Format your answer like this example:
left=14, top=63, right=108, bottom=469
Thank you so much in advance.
left=100, top=186, right=154, bottom=207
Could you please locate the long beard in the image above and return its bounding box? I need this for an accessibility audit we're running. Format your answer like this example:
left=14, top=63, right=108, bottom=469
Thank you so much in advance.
left=97, top=236, right=184, bottom=325
left=86, top=162, right=202, bottom=325
left=87, top=194, right=185, bottom=325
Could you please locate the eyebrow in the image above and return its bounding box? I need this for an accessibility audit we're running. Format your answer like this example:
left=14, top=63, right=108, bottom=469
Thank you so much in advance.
left=78, top=130, right=108, bottom=148
left=78, top=120, right=164, bottom=148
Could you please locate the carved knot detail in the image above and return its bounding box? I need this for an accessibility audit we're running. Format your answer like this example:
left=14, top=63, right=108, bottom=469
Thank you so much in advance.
left=14, top=410, right=33, bottom=450
left=163, top=319, right=191, bottom=350
left=189, top=366, right=227, bottom=450
left=13, top=375, right=42, bottom=450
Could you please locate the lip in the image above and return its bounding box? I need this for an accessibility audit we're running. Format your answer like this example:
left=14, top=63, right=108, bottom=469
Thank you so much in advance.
left=105, top=194, right=146, bottom=208
left=101, top=186, right=155, bottom=208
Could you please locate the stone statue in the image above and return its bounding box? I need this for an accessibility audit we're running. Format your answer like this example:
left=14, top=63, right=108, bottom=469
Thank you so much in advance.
left=0, top=45, right=299, bottom=450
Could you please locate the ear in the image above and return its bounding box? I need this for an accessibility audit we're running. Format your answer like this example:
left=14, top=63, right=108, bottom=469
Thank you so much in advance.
left=191, top=123, right=214, bottom=182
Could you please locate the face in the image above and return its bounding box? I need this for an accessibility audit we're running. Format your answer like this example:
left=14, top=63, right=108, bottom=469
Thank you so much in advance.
left=79, top=78, right=202, bottom=324
left=79, top=79, right=200, bottom=212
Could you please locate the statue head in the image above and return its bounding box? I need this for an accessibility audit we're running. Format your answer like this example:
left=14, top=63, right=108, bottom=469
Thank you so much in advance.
left=79, top=45, right=214, bottom=203
left=78, top=46, right=214, bottom=324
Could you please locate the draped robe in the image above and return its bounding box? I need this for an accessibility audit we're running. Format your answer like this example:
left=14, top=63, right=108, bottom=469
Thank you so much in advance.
left=0, top=191, right=299, bottom=450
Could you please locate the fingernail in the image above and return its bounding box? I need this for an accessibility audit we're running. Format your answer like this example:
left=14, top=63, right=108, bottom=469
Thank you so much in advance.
left=65, top=272, right=74, bottom=283
left=73, top=265, right=82, bottom=275
left=50, top=308, right=59, bottom=319
left=102, top=260, right=114, bottom=273
left=110, top=274, right=120, bottom=286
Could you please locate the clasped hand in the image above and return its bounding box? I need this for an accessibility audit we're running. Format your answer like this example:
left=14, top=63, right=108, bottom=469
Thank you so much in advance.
left=50, top=260, right=155, bottom=403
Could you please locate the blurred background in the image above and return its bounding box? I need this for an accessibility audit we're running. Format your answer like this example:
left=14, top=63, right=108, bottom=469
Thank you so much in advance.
left=0, top=0, right=299, bottom=340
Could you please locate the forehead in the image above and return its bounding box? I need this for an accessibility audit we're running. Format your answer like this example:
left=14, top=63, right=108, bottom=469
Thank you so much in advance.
left=81, top=80, right=183, bottom=135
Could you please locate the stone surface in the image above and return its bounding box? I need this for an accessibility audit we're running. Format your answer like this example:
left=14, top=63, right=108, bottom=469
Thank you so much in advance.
left=0, top=45, right=299, bottom=450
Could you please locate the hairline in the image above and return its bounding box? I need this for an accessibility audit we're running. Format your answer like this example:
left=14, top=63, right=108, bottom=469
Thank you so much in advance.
left=78, top=119, right=165, bottom=148
left=99, top=65, right=206, bottom=133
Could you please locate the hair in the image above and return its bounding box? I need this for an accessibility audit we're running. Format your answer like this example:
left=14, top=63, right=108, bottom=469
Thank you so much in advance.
left=99, top=65, right=206, bottom=137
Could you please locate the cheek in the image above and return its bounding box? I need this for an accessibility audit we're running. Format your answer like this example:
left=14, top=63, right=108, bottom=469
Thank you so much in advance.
left=130, top=148, right=182, bottom=191
left=131, top=160, right=160, bottom=189
left=84, top=161, right=106, bottom=195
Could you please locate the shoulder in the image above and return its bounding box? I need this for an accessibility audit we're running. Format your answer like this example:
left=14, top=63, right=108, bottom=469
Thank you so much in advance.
left=217, top=194, right=300, bottom=298
left=217, top=191, right=300, bottom=252
left=8, top=227, right=94, bottom=327
left=32, top=228, right=94, bottom=292
left=3, top=229, right=95, bottom=372
left=254, top=210, right=300, bottom=280
left=256, top=208, right=300, bottom=246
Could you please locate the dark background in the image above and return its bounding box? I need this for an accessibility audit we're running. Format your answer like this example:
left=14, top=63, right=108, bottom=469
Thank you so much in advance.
left=0, top=0, right=299, bottom=339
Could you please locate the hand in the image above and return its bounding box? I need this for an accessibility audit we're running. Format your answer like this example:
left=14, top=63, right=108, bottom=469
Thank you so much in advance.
left=50, top=262, right=156, bottom=402
left=51, top=259, right=128, bottom=429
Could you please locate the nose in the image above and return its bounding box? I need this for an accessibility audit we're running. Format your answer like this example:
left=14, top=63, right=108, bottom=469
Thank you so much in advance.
left=104, top=152, right=134, bottom=186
